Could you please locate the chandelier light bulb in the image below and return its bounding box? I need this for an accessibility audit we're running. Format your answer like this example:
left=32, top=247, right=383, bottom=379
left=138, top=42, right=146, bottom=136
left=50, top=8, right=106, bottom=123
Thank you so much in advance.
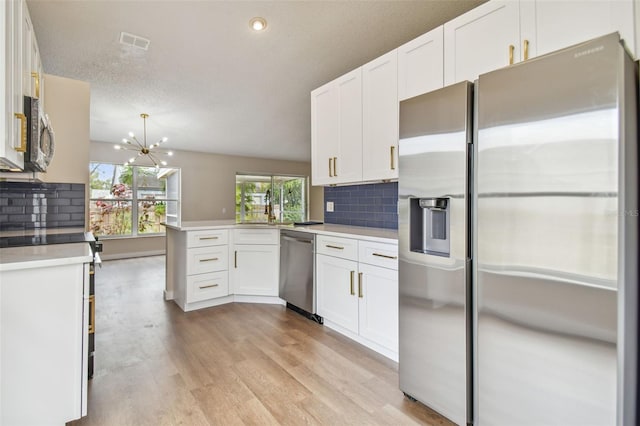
left=161, top=137, right=168, bottom=142
left=161, top=161, right=167, bottom=166
left=168, top=151, right=173, bottom=156
left=129, top=157, right=136, bottom=163
left=128, top=132, right=135, bottom=138
left=114, top=145, right=121, bottom=150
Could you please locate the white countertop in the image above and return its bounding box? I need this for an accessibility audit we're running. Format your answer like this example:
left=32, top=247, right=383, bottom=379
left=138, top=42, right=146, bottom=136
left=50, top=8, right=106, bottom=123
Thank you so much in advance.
left=162, top=221, right=398, bottom=244
left=0, top=243, right=93, bottom=272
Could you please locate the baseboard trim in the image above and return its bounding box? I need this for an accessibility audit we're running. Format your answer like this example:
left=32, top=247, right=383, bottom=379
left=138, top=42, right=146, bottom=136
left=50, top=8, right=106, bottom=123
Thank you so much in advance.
left=164, top=290, right=174, bottom=301
left=100, top=250, right=165, bottom=261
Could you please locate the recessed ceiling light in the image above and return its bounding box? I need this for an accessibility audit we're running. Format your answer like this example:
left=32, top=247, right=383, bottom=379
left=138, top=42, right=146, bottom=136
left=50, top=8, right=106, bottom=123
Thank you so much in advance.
left=250, top=17, right=267, bottom=31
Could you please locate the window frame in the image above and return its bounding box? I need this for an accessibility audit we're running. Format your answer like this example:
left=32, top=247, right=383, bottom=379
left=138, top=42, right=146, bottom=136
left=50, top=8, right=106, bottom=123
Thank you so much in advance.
left=89, top=162, right=181, bottom=238
left=235, top=173, right=308, bottom=224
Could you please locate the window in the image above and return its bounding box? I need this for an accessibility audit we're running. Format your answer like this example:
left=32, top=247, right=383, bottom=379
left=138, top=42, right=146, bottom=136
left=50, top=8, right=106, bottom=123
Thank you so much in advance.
left=89, top=163, right=180, bottom=237
left=235, top=174, right=307, bottom=223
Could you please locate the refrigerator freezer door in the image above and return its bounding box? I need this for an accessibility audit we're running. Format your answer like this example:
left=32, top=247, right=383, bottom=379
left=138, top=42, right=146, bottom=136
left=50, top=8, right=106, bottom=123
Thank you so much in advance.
left=399, top=81, right=472, bottom=426
left=475, top=33, right=637, bottom=425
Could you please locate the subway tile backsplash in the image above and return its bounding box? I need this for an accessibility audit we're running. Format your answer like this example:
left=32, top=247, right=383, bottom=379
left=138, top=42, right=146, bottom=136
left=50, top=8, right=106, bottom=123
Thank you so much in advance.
left=324, top=182, right=398, bottom=229
left=0, top=181, right=85, bottom=231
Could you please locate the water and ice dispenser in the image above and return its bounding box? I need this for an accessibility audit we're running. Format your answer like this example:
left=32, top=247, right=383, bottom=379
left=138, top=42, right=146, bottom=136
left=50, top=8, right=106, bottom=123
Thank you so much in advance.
left=410, top=197, right=450, bottom=257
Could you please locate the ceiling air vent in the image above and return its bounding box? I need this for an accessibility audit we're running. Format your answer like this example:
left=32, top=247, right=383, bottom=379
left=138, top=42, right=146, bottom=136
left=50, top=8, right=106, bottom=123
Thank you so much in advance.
left=119, top=32, right=150, bottom=50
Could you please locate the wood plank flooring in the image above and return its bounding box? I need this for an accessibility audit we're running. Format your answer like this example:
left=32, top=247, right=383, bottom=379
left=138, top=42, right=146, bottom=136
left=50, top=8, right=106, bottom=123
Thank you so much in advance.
left=69, top=256, right=453, bottom=426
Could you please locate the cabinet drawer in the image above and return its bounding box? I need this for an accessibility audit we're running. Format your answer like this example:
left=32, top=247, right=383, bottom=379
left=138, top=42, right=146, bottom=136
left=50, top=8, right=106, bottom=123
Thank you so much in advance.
left=316, top=234, right=358, bottom=261
left=187, top=229, right=228, bottom=248
left=187, top=246, right=228, bottom=275
left=187, top=271, right=229, bottom=303
left=233, top=228, right=279, bottom=245
left=359, top=240, right=398, bottom=270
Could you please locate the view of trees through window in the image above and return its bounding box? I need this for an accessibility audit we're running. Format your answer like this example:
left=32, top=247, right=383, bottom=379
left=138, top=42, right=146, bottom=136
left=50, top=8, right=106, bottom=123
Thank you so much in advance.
left=90, top=163, right=180, bottom=237
left=236, top=174, right=307, bottom=223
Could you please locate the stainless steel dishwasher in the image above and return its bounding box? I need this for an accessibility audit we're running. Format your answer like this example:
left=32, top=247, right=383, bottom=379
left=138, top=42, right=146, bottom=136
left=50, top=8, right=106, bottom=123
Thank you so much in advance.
left=279, top=230, right=322, bottom=323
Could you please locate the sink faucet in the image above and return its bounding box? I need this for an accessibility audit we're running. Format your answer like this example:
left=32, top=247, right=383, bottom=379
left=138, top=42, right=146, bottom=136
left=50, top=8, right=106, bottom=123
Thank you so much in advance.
left=264, top=190, right=276, bottom=224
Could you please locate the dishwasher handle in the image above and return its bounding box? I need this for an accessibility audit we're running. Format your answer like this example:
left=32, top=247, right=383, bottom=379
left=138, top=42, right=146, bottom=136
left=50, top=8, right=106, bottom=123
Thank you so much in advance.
left=282, top=235, right=313, bottom=244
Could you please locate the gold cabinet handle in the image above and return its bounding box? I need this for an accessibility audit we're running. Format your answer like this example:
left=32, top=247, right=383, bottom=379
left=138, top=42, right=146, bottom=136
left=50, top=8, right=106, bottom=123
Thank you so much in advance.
left=372, top=252, right=398, bottom=260
left=14, top=113, right=27, bottom=153
left=390, top=146, right=396, bottom=170
left=31, top=72, right=40, bottom=98
left=333, top=157, right=337, bottom=177
left=508, top=44, right=515, bottom=65
left=325, top=244, right=344, bottom=250
left=234, top=250, right=238, bottom=268
left=88, top=295, right=96, bottom=334
left=199, top=257, right=219, bottom=262
left=199, top=236, right=218, bottom=240
left=329, top=157, right=333, bottom=177
left=350, top=271, right=355, bottom=295
left=523, top=39, right=529, bottom=61
left=358, top=272, right=363, bottom=298
left=199, top=283, right=219, bottom=289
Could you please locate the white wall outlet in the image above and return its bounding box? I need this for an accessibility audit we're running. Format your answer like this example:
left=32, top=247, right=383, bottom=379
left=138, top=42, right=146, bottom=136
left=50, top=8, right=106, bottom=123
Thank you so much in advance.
left=326, top=201, right=334, bottom=212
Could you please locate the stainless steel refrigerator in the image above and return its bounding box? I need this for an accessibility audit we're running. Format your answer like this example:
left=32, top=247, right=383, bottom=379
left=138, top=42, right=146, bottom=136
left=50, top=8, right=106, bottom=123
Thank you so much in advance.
left=398, top=33, right=638, bottom=426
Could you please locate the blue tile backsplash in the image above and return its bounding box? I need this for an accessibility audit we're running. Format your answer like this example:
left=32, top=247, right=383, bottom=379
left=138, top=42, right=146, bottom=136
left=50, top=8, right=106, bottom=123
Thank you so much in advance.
left=0, top=181, right=85, bottom=231
left=324, top=182, right=398, bottom=229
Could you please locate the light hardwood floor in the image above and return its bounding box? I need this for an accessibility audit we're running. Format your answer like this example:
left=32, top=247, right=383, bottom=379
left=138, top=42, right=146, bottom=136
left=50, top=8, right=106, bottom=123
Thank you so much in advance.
left=69, top=256, right=453, bottom=426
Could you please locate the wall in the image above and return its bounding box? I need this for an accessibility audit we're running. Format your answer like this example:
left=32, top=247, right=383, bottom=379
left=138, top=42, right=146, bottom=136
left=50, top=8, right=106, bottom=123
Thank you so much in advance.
left=323, top=182, right=398, bottom=229
left=90, top=141, right=323, bottom=258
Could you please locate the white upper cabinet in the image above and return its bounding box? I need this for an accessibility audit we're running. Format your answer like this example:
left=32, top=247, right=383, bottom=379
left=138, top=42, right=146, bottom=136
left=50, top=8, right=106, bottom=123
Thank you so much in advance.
left=520, top=0, right=636, bottom=59
left=362, top=50, right=398, bottom=182
left=311, top=82, right=338, bottom=186
left=1, top=0, right=25, bottom=171
left=398, top=25, right=444, bottom=100
left=444, top=0, right=637, bottom=85
left=444, top=0, right=521, bottom=86
left=311, top=68, right=362, bottom=186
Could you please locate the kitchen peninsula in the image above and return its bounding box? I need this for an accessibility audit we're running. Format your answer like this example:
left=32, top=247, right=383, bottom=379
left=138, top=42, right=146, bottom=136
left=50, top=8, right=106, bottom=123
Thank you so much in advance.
left=163, top=220, right=399, bottom=360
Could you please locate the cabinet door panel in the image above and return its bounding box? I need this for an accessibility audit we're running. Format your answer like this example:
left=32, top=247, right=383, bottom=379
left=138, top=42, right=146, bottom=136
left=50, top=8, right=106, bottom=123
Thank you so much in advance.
left=521, top=0, right=636, bottom=59
left=335, top=69, right=363, bottom=184
left=311, top=82, right=338, bottom=185
left=316, top=254, right=359, bottom=333
left=232, top=245, right=279, bottom=296
left=358, top=263, right=398, bottom=352
left=444, top=0, right=520, bottom=85
left=362, top=50, right=399, bottom=181
left=398, top=26, right=444, bottom=101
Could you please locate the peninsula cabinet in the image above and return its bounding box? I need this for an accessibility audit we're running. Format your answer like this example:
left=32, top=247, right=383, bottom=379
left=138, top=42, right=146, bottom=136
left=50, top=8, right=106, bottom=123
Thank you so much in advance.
left=172, top=229, right=230, bottom=311
left=316, top=234, right=399, bottom=360
left=231, top=228, right=279, bottom=296
left=444, top=0, right=636, bottom=85
left=362, top=50, right=399, bottom=182
left=398, top=25, right=444, bottom=101
left=311, top=68, right=363, bottom=186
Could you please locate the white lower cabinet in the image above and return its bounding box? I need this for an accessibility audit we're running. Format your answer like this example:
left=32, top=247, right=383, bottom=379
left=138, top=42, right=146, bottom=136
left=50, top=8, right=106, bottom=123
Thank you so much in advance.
left=231, top=244, right=279, bottom=296
left=316, top=254, right=359, bottom=333
left=168, top=228, right=230, bottom=311
left=357, top=263, right=398, bottom=353
left=1, top=262, right=89, bottom=424
left=316, top=235, right=399, bottom=360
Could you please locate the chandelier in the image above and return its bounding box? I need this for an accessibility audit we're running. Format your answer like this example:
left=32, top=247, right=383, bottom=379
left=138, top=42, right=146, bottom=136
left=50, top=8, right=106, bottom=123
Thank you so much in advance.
left=114, top=113, right=173, bottom=168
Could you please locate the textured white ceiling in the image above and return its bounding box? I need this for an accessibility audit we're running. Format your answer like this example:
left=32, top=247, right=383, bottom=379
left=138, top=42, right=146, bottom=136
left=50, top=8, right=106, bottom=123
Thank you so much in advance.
left=27, top=0, right=484, bottom=161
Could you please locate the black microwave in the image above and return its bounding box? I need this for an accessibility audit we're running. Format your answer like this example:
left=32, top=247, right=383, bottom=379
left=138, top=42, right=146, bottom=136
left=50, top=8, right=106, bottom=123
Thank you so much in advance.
left=23, top=96, right=55, bottom=172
